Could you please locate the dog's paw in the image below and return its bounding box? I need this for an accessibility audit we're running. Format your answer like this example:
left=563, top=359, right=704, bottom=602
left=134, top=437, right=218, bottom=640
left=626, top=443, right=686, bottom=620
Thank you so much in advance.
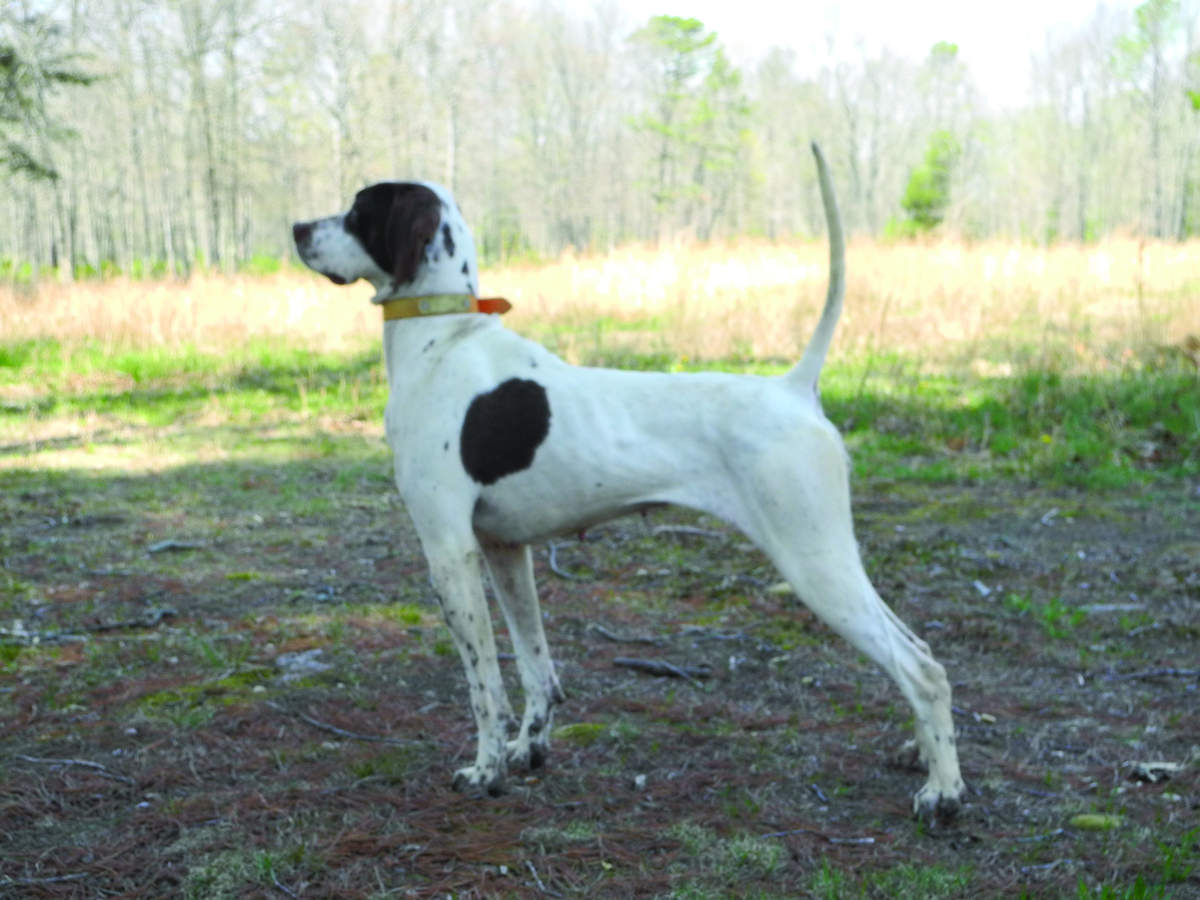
left=506, top=738, right=548, bottom=771
left=452, top=765, right=506, bottom=797
left=912, top=781, right=964, bottom=826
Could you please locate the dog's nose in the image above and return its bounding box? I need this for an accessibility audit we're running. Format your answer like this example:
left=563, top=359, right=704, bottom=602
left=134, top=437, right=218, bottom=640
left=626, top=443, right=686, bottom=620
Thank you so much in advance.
left=292, top=221, right=313, bottom=248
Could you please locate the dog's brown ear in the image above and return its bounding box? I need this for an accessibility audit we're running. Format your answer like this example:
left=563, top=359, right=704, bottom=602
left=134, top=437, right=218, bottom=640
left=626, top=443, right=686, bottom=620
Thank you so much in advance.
left=385, top=186, right=441, bottom=286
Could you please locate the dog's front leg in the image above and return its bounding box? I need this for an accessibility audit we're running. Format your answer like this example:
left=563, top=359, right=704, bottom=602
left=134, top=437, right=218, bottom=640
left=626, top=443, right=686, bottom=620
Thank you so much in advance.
left=481, top=541, right=565, bottom=770
left=423, top=544, right=513, bottom=796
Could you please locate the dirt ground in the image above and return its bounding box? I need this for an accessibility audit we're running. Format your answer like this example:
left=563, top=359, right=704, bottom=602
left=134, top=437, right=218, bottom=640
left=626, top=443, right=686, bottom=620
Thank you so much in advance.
left=1, top=461, right=1198, bottom=897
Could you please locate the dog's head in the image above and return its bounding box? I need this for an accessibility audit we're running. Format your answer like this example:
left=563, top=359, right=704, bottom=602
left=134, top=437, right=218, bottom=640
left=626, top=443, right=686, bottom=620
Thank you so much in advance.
left=292, top=181, right=478, bottom=301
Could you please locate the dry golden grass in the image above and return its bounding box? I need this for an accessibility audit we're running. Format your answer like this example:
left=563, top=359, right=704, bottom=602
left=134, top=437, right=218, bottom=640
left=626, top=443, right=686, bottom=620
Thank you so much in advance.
left=3, top=237, right=1197, bottom=370
left=0, top=272, right=380, bottom=353
left=493, top=237, right=1200, bottom=371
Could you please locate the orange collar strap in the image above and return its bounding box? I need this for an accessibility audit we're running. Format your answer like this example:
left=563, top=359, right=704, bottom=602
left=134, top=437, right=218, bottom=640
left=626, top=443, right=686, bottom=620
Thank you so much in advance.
left=380, top=293, right=512, bottom=321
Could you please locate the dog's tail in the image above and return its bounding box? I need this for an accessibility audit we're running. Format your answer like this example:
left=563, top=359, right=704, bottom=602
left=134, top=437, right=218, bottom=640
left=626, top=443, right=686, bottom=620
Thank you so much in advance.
left=787, top=141, right=845, bottom=396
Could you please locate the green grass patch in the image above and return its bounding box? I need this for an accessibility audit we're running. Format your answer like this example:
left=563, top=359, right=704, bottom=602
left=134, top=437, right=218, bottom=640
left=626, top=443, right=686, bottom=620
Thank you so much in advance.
left=1007, top=593, right=1088, bottom=640
left=0, top=338, right=386, bottom=427
left=552, top=721, right=609, bottom=746
left=181, top=841, right=321, bottom=900
left=807, top=859, right=974, bottom=899
left=1155, top=826, right=1199, bottom=884
left=1075, top=875, right=1169, bottom=900
left=338, top=601, right=432, bottom=628
left=867, top=863, right=973, bottom=899
left=134, top=668, right=274, bottom=726
left=752, top=613, right=822, bottom=651
left=665, top=822, right=787, bottom=897
left=824, top=360, right=1198, bottom=488
left=347, top=746, right=423, bottom=784
left=4, top=333, right=1195, bottom=490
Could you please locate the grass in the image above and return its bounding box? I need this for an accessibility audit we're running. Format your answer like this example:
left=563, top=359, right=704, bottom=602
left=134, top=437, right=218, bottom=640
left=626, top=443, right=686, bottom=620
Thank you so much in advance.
left=1006, top=593, right=1089, bottom=640
left=491, top=236, right=1200, bottom=369
left=664, top=821, right=786, bottom=896
left=4, top=236, right=1198, bottom=362
left=2, top=338, right=1192, bottom=488
left=2, top=236, right=1196, bottom=489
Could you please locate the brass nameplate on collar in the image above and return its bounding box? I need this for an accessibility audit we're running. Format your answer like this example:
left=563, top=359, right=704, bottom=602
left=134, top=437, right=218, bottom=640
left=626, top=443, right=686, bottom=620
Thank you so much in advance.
left=417, top=295, right=472, bottom=315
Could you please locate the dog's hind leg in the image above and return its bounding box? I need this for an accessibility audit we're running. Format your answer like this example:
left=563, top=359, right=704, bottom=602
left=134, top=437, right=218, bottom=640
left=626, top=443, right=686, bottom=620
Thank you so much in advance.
left=738, top=431, right=965, bottom=822
left=790, top=558, right=964, bottom=822
left=480, top=541, right=565, bottom=770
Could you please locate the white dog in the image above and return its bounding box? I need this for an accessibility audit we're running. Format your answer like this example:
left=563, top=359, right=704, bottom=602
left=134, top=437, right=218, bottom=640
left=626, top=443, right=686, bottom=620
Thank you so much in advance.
left=292, top=144, right=965, bottom=822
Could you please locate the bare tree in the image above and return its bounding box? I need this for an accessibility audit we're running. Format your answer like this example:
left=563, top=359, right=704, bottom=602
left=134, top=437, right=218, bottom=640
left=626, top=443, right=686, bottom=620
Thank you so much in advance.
left=1117, top=0, right=1192, bottom=236
left=2, top=0, right=1199, bottom=275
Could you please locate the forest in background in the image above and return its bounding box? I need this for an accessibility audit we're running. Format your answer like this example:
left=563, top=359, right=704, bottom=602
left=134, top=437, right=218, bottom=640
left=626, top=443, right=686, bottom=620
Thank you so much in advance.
left=1, top=0, right=1198, bottom=279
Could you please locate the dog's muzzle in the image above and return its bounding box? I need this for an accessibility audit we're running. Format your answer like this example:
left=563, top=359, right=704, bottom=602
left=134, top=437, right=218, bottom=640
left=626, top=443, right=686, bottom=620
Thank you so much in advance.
left=292, top=221, right=349, bottom=285
left=292, top=221, right=313, bottom=251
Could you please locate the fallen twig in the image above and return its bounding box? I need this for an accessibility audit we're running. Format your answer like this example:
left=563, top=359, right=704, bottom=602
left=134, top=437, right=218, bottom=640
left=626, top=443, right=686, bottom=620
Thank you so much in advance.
left=0, top=624, right=87, bottom=645
left=16, top=754, right=134, bottom=785
left=1126, top=623, right=1163, bottom=637
left=613, top=657, right=712, bottom=687
left=0, top=607, right=176, bottom=645
left=762, top=826, right=824, bottom=839
left=0, top=873, right=90, bottom=888
left=86, top=607, right=178, bottom=633
left=266, top=701, right=426, bottom=746
left=760, top=826, right=874, bottom=845
left=546, top=542, right=588, bottom=581
left=1019, top=787, right=1060, bottom=799
left=1125, top=760, right=1184, bottom=782
left=588, top=623, right=664, bottom=646
left=679, top=624, right=746, bottom=641
left=1020, top=859, right=1073, bottom=874
left=525, top=860, right=563, bottom=898
left=1107, top=667, right=1199, bottom=682
left=1016, top=828, right=1066, bottom=843
left=650, top=524, right=723, bottom=539
left=809, top=783, right=830, bottom=804
left=147, top=538, right=206, bottom=554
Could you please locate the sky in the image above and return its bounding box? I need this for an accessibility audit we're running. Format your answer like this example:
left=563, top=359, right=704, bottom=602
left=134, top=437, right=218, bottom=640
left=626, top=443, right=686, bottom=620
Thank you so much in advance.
left=633, top=0, right=1121, bottom=108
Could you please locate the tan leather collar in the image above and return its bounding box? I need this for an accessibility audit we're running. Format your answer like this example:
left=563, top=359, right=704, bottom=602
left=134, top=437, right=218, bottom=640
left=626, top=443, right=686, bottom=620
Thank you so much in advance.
left=380, top=293, right=512, bottom=321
